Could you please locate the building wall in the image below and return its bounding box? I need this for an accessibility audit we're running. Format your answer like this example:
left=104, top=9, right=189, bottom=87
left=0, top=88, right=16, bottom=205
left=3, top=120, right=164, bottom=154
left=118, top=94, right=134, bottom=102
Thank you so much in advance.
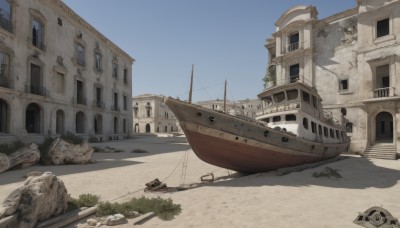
left=132, top=94, right=181, bottom=134
left=265, top=0, right=400, bottom=153
left=0, top=0, right=134, bottom=143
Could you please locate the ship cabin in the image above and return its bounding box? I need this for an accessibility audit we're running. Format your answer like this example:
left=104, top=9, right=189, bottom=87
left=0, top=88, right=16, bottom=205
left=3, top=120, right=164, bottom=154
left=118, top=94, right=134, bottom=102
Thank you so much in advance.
left=256, top=82, right=347, bottom=144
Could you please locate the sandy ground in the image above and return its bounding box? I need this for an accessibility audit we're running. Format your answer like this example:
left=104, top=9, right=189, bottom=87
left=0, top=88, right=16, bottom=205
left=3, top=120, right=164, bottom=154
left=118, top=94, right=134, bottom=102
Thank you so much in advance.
left=1, top=136, right=400, bottom=228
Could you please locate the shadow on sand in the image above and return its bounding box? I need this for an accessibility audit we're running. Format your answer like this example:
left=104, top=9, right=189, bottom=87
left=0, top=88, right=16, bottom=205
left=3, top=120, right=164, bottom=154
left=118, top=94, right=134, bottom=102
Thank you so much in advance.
left=187, top=156, right=400, bottom=190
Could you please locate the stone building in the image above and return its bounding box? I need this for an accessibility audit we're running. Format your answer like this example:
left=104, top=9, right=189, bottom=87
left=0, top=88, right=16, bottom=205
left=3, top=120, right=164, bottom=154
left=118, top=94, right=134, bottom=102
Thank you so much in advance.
left=197, top=98, right=262, bottom=119
left=132, top=94, right=180, bottom=134
left=0, top=0, right=134, bottom=143
left=264, top=0, right=400, bottom=157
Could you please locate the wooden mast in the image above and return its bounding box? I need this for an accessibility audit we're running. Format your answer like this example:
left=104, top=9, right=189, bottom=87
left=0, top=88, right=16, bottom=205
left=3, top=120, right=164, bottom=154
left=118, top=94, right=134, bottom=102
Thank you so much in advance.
left=189, top=64, right=194, bottom=103
left=224, top=80, right=227, bottom=113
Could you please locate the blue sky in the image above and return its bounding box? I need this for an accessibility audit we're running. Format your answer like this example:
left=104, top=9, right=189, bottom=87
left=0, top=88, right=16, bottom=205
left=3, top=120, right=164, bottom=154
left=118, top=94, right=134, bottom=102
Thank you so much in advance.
left=63, top=0, right=356, bottom=102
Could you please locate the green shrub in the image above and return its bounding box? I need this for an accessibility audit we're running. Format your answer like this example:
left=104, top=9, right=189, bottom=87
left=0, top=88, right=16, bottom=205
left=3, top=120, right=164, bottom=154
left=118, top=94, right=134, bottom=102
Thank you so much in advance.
left=38, top=137, right=55, bottom=165
left=96, top=197, right=181, bottom=220
left=0, top=141, right=24, bottom=156
left=61, top=132, right=83, bottom=144
left=69, top=193, right=100, bottom=208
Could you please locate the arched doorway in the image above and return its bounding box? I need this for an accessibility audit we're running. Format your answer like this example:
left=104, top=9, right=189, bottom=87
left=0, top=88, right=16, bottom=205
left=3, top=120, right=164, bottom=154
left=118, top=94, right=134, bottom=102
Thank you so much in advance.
left=76, top=111, right=85, bottom=134
left=26, top=103, right=42, bottom=133
left=375, top=112, right=393, bottom=143
left=94, top=114, right=102, bottom=134
left=145, top=123, right=151, bottom=133
left=114, top=117, right=118, bottom=134
left=0, top=99, right=8, bottom=133
left=56, top=110, right=65, bottom=135
left=134, top=123, right=139, bottom=132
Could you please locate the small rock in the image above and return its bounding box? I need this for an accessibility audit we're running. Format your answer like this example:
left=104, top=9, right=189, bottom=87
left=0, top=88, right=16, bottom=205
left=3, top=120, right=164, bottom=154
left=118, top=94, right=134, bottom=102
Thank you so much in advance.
left=87, top=218, right=97, bottom=226
left=24, top=171, right=42, bottom=178
left=101, top=214, right=127, bottom=226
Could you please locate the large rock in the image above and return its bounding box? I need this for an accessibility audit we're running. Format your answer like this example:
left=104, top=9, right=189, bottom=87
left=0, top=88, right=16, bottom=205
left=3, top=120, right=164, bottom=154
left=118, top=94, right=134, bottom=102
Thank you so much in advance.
left=47, top=138, right=94, bottom=165
left=0, top=143, right=40, bottom=174
left=0, top=172, right=69, bottom=228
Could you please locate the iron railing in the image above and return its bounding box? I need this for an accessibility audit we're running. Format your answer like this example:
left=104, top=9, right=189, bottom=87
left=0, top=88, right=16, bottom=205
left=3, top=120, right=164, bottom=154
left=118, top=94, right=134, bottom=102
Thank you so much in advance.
left=0, top=15, right=12, bottom=33
left=25, top=85, right=48, bottom=96
left=288, top=42, right=299, bottom=52
left=93, top=100, right=104, bottom=108
left=0, top=76, right=10, bottom=88
left=373, top=87, right=395, bottom=98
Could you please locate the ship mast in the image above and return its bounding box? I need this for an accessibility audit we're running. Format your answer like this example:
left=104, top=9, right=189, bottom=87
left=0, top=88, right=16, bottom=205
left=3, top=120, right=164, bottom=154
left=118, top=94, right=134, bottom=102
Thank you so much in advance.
left=188, top=64, right=194, bottom=104
left=224, top=80, right=227, bottom=113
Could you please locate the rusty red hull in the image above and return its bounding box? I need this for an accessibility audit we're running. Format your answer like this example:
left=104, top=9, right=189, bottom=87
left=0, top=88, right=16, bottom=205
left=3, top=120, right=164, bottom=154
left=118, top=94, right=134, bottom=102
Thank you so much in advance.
left=185, top=129, right=323, bottom=173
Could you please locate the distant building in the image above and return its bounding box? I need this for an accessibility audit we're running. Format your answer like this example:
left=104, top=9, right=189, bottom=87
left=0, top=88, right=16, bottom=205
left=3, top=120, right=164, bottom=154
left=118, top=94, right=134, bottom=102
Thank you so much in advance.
left=0, top=0, right=134, bottom=144
left=265, top=0, right=400, bottom=157
left=132, top=94, right=181, bottom=134
left=197, top=98, right=262, bottom=119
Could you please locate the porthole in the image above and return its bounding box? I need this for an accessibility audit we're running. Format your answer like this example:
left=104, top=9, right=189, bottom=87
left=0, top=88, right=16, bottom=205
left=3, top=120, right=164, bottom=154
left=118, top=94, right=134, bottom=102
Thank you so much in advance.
left=208, top=116, right=215, bottom=124
left=311, top=145, right=315, bottom=150
left=197, top=112, right=202, bottom=117
left=235, top=137, right=239, bottom=140
left=281, top=137, right=289, bottom=143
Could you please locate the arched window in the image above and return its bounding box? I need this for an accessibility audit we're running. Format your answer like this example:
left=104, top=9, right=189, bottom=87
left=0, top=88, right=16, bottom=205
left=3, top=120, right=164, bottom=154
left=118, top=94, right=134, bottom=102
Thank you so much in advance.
left=75, top=111, right=85, bottom=133
left=113, top=117, right=118, bottom=134
left=145, top=123, right=151, bottom=133
left=26, top=103, right=42, bottom=133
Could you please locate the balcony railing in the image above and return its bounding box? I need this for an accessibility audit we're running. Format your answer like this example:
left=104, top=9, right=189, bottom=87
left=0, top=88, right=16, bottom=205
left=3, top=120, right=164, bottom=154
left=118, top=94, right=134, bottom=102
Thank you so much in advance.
left=0, top=15, right=12, bottom=33
left=288, top=42, right=299, bottom=52
left=373, top=87, right=395, bottom=98
left=93, top=100, right=104, bottom=108
left=73, top=96, right=87, bottom=105
left=290, top=75, right=300, bottom=83
left=0, top=76, right=10, bottom=88
left=25, top=85, right=48, bottom=96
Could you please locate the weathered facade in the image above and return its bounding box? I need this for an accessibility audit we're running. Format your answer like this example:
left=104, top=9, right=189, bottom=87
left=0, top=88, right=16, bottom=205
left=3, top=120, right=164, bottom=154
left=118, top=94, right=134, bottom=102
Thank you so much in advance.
left=197, top=99, right=262, bottom=119
left=265, top=0, right=400, bottom=157
left=132, top=94, right=180, bottom=134
left=0, top=0, right=134, bottom=143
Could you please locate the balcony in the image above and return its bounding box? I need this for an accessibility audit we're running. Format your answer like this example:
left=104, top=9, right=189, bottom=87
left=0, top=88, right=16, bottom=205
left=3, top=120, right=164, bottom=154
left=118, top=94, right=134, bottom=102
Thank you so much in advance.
left=93, top=100, right=104, bottom=108
left=0, top=15, right=12, bottom=33
left=73, top=96, right=87, bottom=105
left=25, top=85, right=48, bottom=96
left=287, top=42, right=299, bottom=52
left=373, top=87, right=395, bottom=98
left=112, top=105, right=120, bottom=111
left=0, top=76, right=10, bottom=88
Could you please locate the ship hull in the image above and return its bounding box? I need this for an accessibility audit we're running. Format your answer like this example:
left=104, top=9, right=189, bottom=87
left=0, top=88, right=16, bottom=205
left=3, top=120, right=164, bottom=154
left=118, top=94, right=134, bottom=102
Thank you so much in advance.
left=166, top=97, right=350, bottom=173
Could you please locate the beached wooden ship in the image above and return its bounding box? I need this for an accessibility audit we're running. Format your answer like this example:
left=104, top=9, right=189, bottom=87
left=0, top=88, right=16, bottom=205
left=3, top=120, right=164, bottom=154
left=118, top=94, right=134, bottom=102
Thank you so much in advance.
left=165, top=81, right=350, bottom=173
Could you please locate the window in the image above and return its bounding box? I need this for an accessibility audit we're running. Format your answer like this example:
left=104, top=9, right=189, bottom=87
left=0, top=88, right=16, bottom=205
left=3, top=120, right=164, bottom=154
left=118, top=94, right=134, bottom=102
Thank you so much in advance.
left=113, top=92, right=118, bottom=110
left=272, top=116, right=281, bottom=122
left=376, top=64, right=389, bottom=88
left=273, top=91, right=285, bottom=103
left=94, top=53, right=101, bottom=71
left=288, top=32, right=299, bottom=52
left=303, top=118, right=308, bottom=129
left=76, top=80, right=84, bottom=104
left=112, top=62, right=118, bottom=78
left=377, top=18, right=389, bottom=38
left=346, top=123, right=353, bottom=133
left=113, top=117, right=118, bottom=134
left=30, top=63, right=42, bottom=95
left=123, top=119, right=126, bottom=133
left=311, top=122, right=316, bottom=133
left=289, top=64, right=300, bottom=83
left=32, top=19, right=44, bottom=50
left=318, top=125, right=322, bottom=135
left=76, top=44, right=85, bottom=66
left=323, top=127, right=328, bottom=137
left=57, top=18, right=62, bottom=26
left=124, top=68, right=128, bottom=84
left=147, top=109, right=151, bottom=117
left=0, top=0, right=12, bottom=32
left=0, top=51, right=10, bottom=88
left=302, top=91, right=310, bottom=104
left=335, top=130, right=340, bottom=139
left=123, top=95, right=127, bottom=110
left=95, top=87, right=102, bottom=108
left=285, top=114, right=296, bottom=121
left=339, top=79, right=348, bottom=91
left=55, top=72, right=64, bottom=94
left=287, top=89, right=298, bottom=100
left=330, top=129, right=335, bottom=138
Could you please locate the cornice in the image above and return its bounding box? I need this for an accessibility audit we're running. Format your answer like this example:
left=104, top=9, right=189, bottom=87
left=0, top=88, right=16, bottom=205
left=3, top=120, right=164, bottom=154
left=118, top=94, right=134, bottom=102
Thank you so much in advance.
left=42, top=0, right=134, bottom=63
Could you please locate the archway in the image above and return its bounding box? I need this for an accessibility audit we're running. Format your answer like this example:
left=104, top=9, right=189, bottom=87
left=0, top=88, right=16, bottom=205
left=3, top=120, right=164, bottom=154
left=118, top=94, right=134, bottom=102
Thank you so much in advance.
left=375, top=111, right=393, bottom=143
left=145, top=123, right=151, bottom=133
left=0, top=99, right=8, bottom=133
left=94, top=114, right=102, bottom=134
left=56, top=110, right=65, bottom=135
left=134, top=123, right=139, bottom=133
left=76, top=111, right=85, bottom=134
left=26, top=103, right=42, bottom=133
